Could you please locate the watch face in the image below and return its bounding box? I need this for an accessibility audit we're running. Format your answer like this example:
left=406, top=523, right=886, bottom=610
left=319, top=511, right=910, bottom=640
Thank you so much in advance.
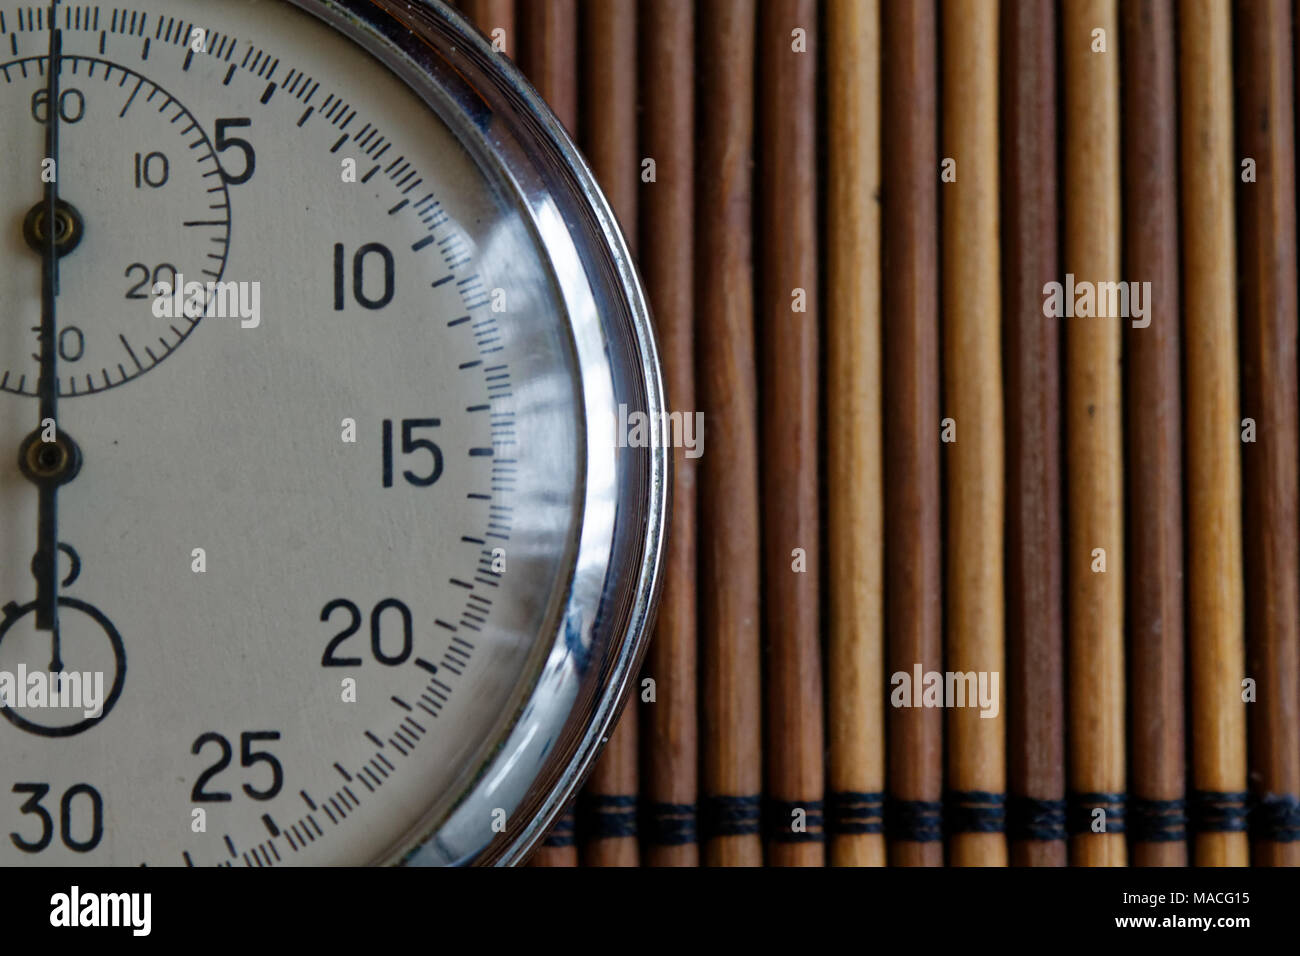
left=0, top=0, right=666, bottom=866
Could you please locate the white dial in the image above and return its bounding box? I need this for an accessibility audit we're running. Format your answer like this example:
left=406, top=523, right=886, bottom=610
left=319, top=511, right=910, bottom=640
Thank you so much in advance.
left=0, top=0, right=665, bottom=867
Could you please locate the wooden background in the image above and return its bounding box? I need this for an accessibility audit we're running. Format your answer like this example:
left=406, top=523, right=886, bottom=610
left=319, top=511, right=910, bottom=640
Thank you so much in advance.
left=451, top=0, right=1300, bottom=866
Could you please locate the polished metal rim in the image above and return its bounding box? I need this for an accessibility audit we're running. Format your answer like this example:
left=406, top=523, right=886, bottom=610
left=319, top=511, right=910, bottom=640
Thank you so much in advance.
left=286, top=0, right=669, bottom=866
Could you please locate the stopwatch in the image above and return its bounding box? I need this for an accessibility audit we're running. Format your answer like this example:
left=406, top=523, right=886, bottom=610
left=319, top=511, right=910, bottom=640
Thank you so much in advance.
left=0, top=0, right=667, bottom=866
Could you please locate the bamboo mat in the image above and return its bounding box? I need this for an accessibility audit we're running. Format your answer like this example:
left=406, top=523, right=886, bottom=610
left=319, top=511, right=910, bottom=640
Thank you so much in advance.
left=454, top=0, right=1300, bottom=866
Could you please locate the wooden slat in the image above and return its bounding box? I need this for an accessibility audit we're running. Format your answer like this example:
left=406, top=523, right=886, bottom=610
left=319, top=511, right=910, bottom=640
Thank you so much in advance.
left=941, top=0, right=1005, bottom=867
left=1000, top=0, right=1066, bottom=868
left=637, top=0, right=699, bottom=869
left=1180, top=0, right=1249, bottom=868
left=577, top=0, right=640, bottom=867
left=460, top=0, right=515, bottom=55
left=1062, top=0, right=1126, bottom=867
left=697, top=0, right=764, bottom=867
left=1234, top=0, right=1300, bottom=866
left=882, top=0, right=944, bottom=867
left=1121, top=0, right=1187, bottom=868
left=759, top=0, right=824, bottom=867
left=827, top=0, right=885, bottom=868
left=519, top=0, right=578, bottom=132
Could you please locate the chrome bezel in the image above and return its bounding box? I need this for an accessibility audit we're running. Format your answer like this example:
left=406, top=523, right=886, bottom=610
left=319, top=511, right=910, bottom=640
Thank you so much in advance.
left=285, top=0, right=668, bottom=865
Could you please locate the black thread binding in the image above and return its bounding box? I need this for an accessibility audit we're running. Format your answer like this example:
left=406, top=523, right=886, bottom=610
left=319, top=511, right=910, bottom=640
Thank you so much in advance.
left=642, top=802, right=698, bottom=846
left=1250, top=794, right=1300, bottom=843
left=885, top=798, right=944, bottom=842
left=577, top=793, right=637, bottom=840
left=701, top=795, right=761, bottom=838
left=1190, top=790, right=1250, bottom=834
left=946, top=790, right=1006, bottom=834
left=542, top=811, right=576, bottom=848
left=1128, top=797, right=1187, bottom=843
left=827, top=791, right=884, bottom=835
left=1007, top=796, right=1066, bottom=841
left=1067, top=791, right=1126, bottom=835
left=763, top=798, right=825, bottom=843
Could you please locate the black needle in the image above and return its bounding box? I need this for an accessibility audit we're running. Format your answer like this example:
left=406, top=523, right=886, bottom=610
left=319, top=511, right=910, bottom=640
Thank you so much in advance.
left=34, top=3, right=63, bottom=655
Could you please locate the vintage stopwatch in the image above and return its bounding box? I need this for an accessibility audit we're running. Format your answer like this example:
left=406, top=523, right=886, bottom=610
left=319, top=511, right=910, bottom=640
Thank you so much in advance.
left=0, top=0, right=667, bottom=865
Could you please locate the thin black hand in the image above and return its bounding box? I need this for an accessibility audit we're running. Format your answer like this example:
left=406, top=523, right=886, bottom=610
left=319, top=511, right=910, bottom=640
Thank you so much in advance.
left=34, top=4, right=63, bottom=657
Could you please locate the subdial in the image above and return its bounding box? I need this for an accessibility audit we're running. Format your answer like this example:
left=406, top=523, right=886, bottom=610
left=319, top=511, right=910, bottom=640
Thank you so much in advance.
left=0, top=55, right=232, bottom=396
left=0, top=592, right=126, bottom=737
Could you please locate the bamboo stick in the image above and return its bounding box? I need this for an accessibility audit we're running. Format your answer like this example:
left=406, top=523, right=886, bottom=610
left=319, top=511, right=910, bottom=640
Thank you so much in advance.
left=697, top=0, right=763, bottom=867
left=1179, top=0, right=1249, bottom=868
left=581, top=0, right=637, bottom=239
left=1121, top=0, right=1187, bottom=868
left=519, top=0, right=578, bottom=133
left=941, top=0, right=1005, bottom=868
left=460, top=0, right=515, bottom=56
left=1235, top=0, right=1300, bottom=866
left=637, top=0, right=699, bottom=869
left=577, top=0, right=640, bottom=868
left=1000, top=0, right=1066, bottom=869
left=759, top=0, right=824, bottom=867
left=882, top=0, right=944, bottom=867
left=1062, top=0, right=1126, bottom=867
left=827, top=0, right=885, bottom=868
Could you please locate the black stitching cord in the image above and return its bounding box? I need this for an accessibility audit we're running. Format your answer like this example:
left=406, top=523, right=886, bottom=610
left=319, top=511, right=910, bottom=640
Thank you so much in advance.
left=885, top=798, right=944, bottom=842
left=577, top=793, right=637, bottom=840
left=945, top=790, right=1006, bottom=834
left=1250, top=794, right=1300, bottom=842
left=541, top=810, right=576, bottom=848
left=1190, top=790, right=1250, bottom=833
left=1067, top=791, right=1126, bottom=835
left=763, top=798, right=825, bottom=843
left=827, top=791, right=884, bottom=835
left=642, top=802, right=698, bottom=846
left=700, top=795, right=761, bottom=838
left=1128, top=797, right=1187, bottom=843
left=1007, top=796, right=1067, bottom=841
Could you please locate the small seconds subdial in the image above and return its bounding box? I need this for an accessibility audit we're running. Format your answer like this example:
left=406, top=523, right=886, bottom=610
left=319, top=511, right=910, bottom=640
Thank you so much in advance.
left=0, top=54, right=231, bottom=396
